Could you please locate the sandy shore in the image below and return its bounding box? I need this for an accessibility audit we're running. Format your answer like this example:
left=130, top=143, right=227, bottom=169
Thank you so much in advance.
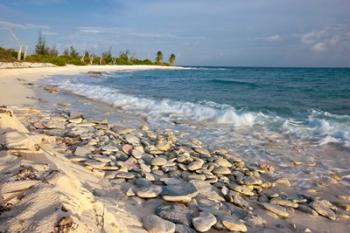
left=0, top=64, right=177, bottom=106
left=1, top=65, right=350, bottom=233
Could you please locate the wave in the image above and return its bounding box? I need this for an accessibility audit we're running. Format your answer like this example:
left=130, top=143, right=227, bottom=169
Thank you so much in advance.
left=44, top=78, right=350, bottom=147
left=209, top=79, right=258, bottom=87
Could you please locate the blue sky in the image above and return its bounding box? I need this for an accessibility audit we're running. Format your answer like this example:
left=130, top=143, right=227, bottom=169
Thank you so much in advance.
left=0, top=0, right=349, bottom=67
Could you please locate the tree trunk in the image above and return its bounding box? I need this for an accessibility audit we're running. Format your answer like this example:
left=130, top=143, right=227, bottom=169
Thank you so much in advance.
left=23, top=46, right=28, bottom=60
left=17, top=45, right=22, bottom=61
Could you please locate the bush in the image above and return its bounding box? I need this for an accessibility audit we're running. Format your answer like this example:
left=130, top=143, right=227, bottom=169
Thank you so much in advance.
left=0, top=47, right=18, bottom=62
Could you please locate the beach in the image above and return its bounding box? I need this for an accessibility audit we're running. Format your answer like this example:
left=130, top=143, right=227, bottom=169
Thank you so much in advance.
left=1, top=64, right=350, bottom=233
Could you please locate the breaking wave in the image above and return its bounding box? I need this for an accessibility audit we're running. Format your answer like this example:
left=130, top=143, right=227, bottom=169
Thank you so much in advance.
left=44, top=78, right=350, bottom=147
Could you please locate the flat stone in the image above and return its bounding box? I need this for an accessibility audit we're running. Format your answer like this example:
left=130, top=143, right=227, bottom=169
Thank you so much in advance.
left=175, top=224, right=196, bottom=233
left=115, top=172, right=135, bottom=179
left=125, top=135, right=141, bottom=145
left=75, top=145, right=93, bottom=157
left=261, top=203, right=289, bottom=218
left=156, top=204, right=192, bottom=225
left=162, top=182, right=199, bottom=203
left=143, top=215, right=175, bottom=233
left=213, top=166, right=231, bottom=175
left=227, top=191, right=250, bottom=209
left=122, top=144, right=133, bottom=155
left=132, top=149, right=144, bottom=159
left=193, top=148, right=211, bottom=157
left=221, top=215, right=247, bottom=232
left=136, top=185, right=162, bottom=198
left=187, top=159, right=204, bottom=171
left=84, top=160, right=106, bottom=169
left=271, top=198, right=299, bottom=208
left=192, top=212, right=217, bottom=232
left=230, top=185, right=255, bottom=196
left=310, top=200, right=336, bottom=220
left=215, top=157, right=232, bottom=167
left=187, top=174, right=206, bottom=181
left=161, top=178, right=184, bottom=185
left=298, top=204, right=319, bottom=216
left=151, top=157, right=168, bottom=166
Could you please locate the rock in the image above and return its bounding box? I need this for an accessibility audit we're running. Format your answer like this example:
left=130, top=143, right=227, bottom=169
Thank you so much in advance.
left=213, top=166, right=231, bottom=175
left=187, top=159, right=204, bottom=171
left=69, top=116, right=84, bottom=124
left=162, top=182, right=199, bottom=203
left=215, top=157, right=232, bottom=168
left=84, top=160, right=106, bottom=169
left=193, top=148, right=211, bottom=157
left=156, top=204, right=192, bottom=225
left=151, top=157, right=168, bottom=166
left=192, top=212, right=217, bottom=232
left=136, top=185, right=162, bottom=199
left=230, top=184, right=255, bottom=196
left=143, top=215, right=175, bottom=233
left=125, top=135, right=141, bottom=145
left=175, top=224, right=196, bottom=233
left=122, top=144, right=133, bottom=155
left=75, top=145, right=93, bottom=157
left=132, top=149, right=144, bottom=159
left=298, top=204, right=319, bottom=216
left=221, top=215, right=247, bottom=232
left=310, top=200, right=336, bottom=220
left=227, top=191, right=250, bottom=209
left=261, top=203, right=289, bottom=218
left=246, top=215, right=266, bottom=226
left=161, top=178, right=184, bottom=185
left=271, top=198, right=298, bottom=208
left=140, top=163, right=152, bottom=173
left=187, top=174, right=206, bottom=181
left=115, top=172, right=135, bottom=179
left=274, top=177, right=291, bottom=187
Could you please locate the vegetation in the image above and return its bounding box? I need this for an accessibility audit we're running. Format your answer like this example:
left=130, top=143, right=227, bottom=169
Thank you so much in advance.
left=156, top=50, right=163, bottom=65
left=0, top=33, right=176, bottom=67
left=169, top=53, right=176, bottom=66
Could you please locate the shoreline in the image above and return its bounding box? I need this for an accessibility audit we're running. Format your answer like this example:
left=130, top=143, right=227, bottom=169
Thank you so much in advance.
left=0, top=66, right=350, bottom=233
left=0, top=64, right=180, bottom=106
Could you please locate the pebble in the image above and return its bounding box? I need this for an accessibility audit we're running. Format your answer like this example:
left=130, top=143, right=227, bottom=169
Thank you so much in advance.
left=271, top=198, right=299, bottom=208
left=162, top=183, right=199, bottom=203
left=136, top=185, right=162, bottom=198
left=143, top=215, right=176, bottom=233
left=151, top=157, right=168, bottom=166
left=175, top=224, right=196, bottom=233
left=156, top=204, right=192, bottom=225
left=261, top=203, right=289, bottom=218
left=115, top=172, right=135, bottom=179
left=187, top=159, right=204, bottom=171
left=221, top=215, right=247, bottom=232
left=122, top=144, right=133, bottom=155
left=215, top=157, right=232, bottom=168
left=213, top=166, right=231, bottom=175
left=310, top=200, right=336, bottom=220
left=192, top=212, right=217, bottom=232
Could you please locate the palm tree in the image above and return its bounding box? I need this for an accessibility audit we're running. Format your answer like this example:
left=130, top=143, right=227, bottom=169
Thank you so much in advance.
left=156, top=50, right=163, bottom=64
left=169, top=53, right=176, bottom=66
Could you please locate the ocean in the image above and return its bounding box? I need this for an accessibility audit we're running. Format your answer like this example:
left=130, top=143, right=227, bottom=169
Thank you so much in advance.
left=40, top=66, right=350, bottom=189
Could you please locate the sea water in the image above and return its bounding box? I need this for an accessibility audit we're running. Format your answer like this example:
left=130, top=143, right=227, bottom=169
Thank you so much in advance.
left=41, top=66, right=350, bottom=190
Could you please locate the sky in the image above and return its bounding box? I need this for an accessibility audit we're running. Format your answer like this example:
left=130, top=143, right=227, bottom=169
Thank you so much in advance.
left=0, top=0, right=349, bottom=67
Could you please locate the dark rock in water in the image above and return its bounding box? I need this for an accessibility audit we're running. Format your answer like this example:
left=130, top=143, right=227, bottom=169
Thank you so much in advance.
left=161, top=182, right=199, bottom=203
left=175, top=224, right=196, bottom=233
left=156, top=204, right=193, bottom=226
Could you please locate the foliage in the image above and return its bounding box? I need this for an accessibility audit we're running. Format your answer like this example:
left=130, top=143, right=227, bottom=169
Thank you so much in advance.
left=0, top=47, right=18, bottom=62
left=35, top=32, right=49, bottom=56
left=169, top=53, right=176, bottom=66
left=1, top=33, right=176, bottom=66
left=156, top=50, right=163, bottom=64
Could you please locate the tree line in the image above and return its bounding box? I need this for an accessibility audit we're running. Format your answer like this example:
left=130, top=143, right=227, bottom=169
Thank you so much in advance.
left=0, top=33, right=176, bottom=66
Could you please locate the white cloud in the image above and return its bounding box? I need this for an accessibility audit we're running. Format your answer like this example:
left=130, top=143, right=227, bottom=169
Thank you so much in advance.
left=0, top=20, right=49, bottom=30
left=265, top=34, right=282, bottom=42
left=301, top=26, right=350, bottom=53
left=311, top=42, right=327, bottom=52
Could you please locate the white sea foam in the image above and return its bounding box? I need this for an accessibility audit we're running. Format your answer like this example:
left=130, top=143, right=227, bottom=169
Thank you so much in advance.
left=45, top=78, right=350, bottom=147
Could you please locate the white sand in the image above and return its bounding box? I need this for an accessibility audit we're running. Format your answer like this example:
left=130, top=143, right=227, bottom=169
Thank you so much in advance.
left=0, top=64, right=177, bottom=106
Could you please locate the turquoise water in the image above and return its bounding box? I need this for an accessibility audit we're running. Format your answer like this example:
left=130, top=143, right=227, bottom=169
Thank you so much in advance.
left=45, top=66, right=350, bottom=148
left=41, top=66, right=350, bottom=188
